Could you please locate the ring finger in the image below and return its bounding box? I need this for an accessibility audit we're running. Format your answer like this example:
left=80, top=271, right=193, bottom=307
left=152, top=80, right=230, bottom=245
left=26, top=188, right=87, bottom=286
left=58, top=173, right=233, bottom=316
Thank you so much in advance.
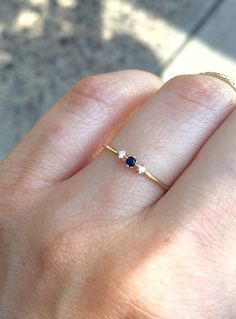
left=69, top=74, right=236, bottom=214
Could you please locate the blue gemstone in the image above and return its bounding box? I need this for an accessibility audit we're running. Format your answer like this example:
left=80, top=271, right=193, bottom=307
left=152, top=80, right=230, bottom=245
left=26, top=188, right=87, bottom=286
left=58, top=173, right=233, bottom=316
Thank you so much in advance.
left=126, top=156, right=136, bottom=167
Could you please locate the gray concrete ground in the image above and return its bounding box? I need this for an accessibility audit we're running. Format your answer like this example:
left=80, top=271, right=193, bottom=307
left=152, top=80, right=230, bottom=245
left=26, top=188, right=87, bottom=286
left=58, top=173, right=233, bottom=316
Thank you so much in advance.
left=0, top=0, right=235, bottom=159
left=163, top=0, right=236, bottom=80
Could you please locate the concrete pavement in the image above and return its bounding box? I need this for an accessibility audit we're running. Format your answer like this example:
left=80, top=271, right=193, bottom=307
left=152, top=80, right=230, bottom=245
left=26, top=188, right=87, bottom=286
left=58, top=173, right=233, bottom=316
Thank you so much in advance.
left=0, top=0, right=235, bottom=159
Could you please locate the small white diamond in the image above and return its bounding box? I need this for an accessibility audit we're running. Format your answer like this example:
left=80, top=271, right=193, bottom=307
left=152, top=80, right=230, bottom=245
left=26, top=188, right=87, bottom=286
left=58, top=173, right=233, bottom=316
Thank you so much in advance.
left=118, top=150, right=126, bottom=159
left=137, top=164, right=146, bottom=174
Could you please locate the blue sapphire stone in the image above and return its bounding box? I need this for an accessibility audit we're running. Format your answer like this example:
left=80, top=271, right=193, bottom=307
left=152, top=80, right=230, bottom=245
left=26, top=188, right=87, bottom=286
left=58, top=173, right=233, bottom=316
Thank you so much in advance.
left=126, top=156, right=136, bottom=167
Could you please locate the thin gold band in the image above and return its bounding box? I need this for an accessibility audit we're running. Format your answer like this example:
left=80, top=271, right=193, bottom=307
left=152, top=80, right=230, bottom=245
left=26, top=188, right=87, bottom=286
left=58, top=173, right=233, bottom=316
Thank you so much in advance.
left=200, top=72, right=236, bottom=92
left=103, top=73, right=235, bottom=192
left=103, top=144, right=170, bottom=191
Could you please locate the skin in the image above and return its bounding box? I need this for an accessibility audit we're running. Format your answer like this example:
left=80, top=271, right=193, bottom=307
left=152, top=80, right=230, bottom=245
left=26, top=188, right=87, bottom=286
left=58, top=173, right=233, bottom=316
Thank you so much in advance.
left=0, top=70, right=236, bottom=319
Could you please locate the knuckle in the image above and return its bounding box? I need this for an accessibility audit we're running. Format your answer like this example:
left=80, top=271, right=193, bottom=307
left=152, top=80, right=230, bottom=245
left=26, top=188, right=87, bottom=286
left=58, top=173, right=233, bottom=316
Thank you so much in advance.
left=68, top=74, right=120, bottom=109
left=165, top=74, right=235, bottom=112
left=51, top=74, right=122, bottom=131
left=64, top=70, right=161, bottom=114
left=49, top=70, right=161, bottom=139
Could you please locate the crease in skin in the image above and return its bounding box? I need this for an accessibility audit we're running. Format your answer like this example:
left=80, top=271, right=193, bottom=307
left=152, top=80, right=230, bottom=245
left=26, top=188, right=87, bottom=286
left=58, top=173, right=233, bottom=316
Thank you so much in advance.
left=200, top=72, right=236, bottom=93
left=115, top=285, right=160, bottom=319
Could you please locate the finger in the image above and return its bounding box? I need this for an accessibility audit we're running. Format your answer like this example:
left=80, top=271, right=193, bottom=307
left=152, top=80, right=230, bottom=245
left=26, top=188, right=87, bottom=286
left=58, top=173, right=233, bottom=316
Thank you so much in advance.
left=151, top=102, right=236, bottom=240
left=141, top=88, right=236, bottom=319
left=1, top=70, right=161, bottom=188
left=71, top=74, right=236, bottom=214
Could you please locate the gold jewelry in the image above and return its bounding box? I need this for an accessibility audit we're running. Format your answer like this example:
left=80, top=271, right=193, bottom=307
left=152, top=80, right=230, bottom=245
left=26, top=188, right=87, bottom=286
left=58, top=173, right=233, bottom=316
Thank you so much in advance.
left=200, top=72, right=236, bottom=92
left=103, top=144, right=170, bottom=191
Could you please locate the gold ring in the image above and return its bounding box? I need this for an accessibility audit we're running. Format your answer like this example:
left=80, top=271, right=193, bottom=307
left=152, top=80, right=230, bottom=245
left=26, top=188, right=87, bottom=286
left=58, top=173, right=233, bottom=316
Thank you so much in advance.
left=200, top=72, right=236, bottom=92
left=103, top=144, right=170, bottom=191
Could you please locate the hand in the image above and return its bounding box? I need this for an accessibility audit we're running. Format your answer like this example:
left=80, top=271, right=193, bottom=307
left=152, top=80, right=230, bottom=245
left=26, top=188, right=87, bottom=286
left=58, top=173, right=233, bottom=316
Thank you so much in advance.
left=0, top=70, right=236, bottom=319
